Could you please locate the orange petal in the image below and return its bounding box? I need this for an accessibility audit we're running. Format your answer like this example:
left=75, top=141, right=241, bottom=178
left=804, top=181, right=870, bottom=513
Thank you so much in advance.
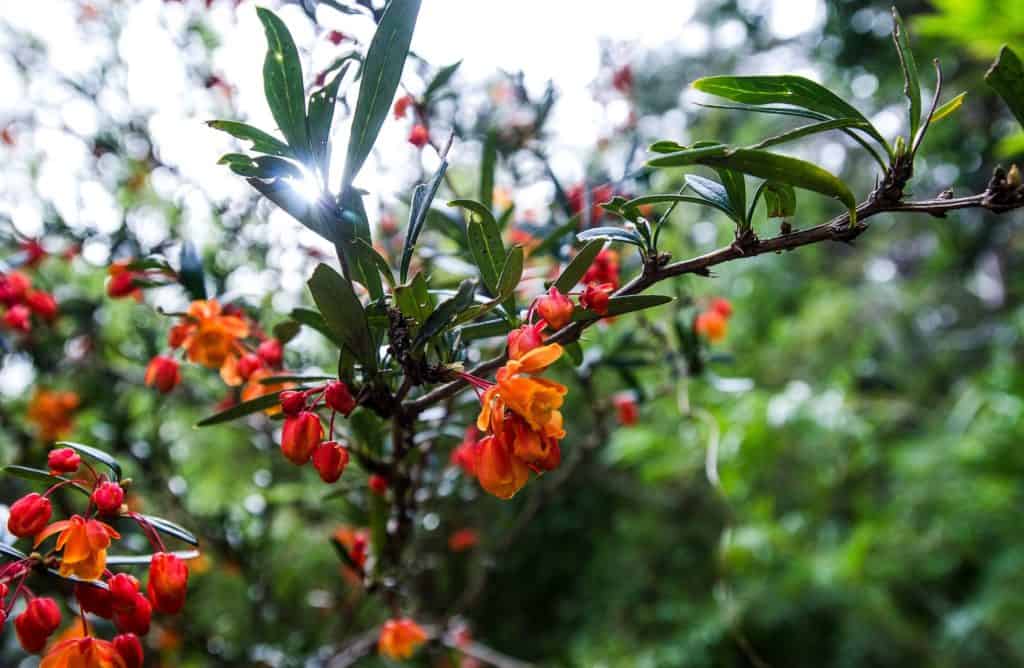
left=34, top=520, right=71, bottom=547
left=515, top=343, right=563, bottom=373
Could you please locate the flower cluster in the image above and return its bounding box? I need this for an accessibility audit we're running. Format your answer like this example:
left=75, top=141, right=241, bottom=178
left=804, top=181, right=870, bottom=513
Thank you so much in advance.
left=694, top=297, right=734, bottom=343
left=3, top=446, right=192, bottom=665
left=0, top=270, right=58, bottom=333
left=277, top=380, right=355, bottom=483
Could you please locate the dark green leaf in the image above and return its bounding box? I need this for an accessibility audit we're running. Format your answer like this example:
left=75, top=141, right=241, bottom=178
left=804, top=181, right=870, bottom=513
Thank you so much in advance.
left=342, top=0, right=423, bottom=188
left=624, top=193, right=737, bottom=220
left=571, top=294, right=673, bottom=320
left=355, top=239, right=396, bottom=288
left=2, top=465, right=88, bottom=496
left=553, top=240, right=604, bottom=293
left=413, top=278, right=477, bottom=349
left=892, top=8, right=922, bottom=139
left=456, top=318, right=512, bottom=341
left=272, top=320, right=301, bottom=344
left=55, top=441, right=122, bottom=481
left=479, top=128, right=497, bottom=212
left=986, top=45, right=1024, bottom=129
left=107, top=550, right=200, bottom=566
left=206, top=120, right=293, bottom=158
left=196, top=391, right=284, bottom=427
left=532, top=214, right=581, bottom=256
left=751, top=118, right=870, bottom=150
left=576, top=226, right=646, bottom=247
left=307, top=63, right=348, bottom=175
left=564, top=341, right=584, bottom=366
left=760, top=182, right=797, bottom=219
left=258, top=374, right=334, bottom=384
left=141, top=515, right=199, bottom=546
left=685, top=175, right=740, bottom=222
left=248, top=177, right=335, bottom=241
left=451, top=199, right=506, bottom=294
left=0, top=544, right=27, bottom=561
left=219, top=154, right=303, bottom=179
left=401, top=158, right=448, bottom=282
left=178, top=241, right=206, bottom=300
left=308, top=263, right=376, bottom=369
left=337, top=188, right=383, bottom=300
left=497, top=245, right=525, bottom=297
left=394, top=273, right=433, bottom=323
left=423, top=60, right=462, bottom=100
left=256, top=8, right=309, bottom=160
left=290, top=307, right=341, bottom=346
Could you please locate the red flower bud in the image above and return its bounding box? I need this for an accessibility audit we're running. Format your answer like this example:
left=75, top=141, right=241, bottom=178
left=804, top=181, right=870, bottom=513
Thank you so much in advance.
left=0, top=271, right=31, bottom=305
left=408, top=124, right=429, bottom=148
left=280, top=411, right=323, bottom=465
left=579, top=282, right=613, bottom=316
left=324, top=380, right=356, bottom=416
left=507, top=322, right=545, bottom=360
left=15, top=597, right=61, bottom=653
left=107, top=271, right=138, bottom=298
left=25, top=290, right=58, bottom=321
left=710, top=297, right=733, bottom=318
left=393, top=94, right=414, bottom=119
left=147, top=552, right=188, bottom=615
left=279, top=390, right=306, bottom=415
left=0, top=608, right=6, bottom=630
left=236, top=353, right=263, bottom=380
left=535, top=287, right=574, bottom=330
left=612, top=64, right=633, bottom=93
left=144, top=355, right=180, bottom=394
left=312, top=441, right=349, bottom=483
left=327, top=30, right=345, bottom=45
left=108, top=573, right=140, bottom=613
left=75, top=582, right=113, bottom=619
left=694, top=310, right=727, bottom=343
left=613, top=393, right=639, bottom=426
left=3, top=304, right=31, bottom=332
left=368, top=474, right=388, bottom=496
left=113, top=593, right=151, bottom=636
left=113, top=633, right=144, bottom=668
left=167, top=323, right=189, bottom=348
left=8, top=493, right=52, bottom=538
left=257, top=339, right=283, bottom=367
left=448, top=528, right=479, bottom=552
left=92, top=481, right=125, bottom=515
left=48, top=447, right=81, bottom=475
left=21, top=240, right=46, bottom=267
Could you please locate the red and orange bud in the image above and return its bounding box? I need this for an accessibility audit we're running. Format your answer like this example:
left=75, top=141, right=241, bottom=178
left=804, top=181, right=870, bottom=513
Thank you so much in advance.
left=613, top=393, right=639, bottom=426
left=106, top=270, right=137, bottom=298
left=236, top=353, right=263, bottom=380
left=448, top=528, right=479, bottom=552
left=0, top=271, right=31, bottom=305
left=41, top=637, right=126, bottom=668
left=48, top=447, right=81, bottom=475
left=4, top=304, right=31, bottom=332
left=325, top=380, right=356, bottom=416
left=8, top=493, right=52, bottom=537
left=25, top=291, right=58, bottom=321
left=75, top=582, right=113, bottom=619
left=408, top=124, right=429, bottom=148
left=113, top=593, right=151, bottom=636
left=279, top=390, right=306, bottom=415
left=148, top=552, right=189, bottom=614
left=710, top=297, right=733, bottom=318
left=107, top=573, right=140, bottom=613
left=579, top=282, right=613, bottom=316
left=92, top=481, right=125, bottom=515
left=144, top=355, right=180, bottom=394
left=21, top=239, right=47, bottom=267
left=535, top=287, right=574, bottom=330
left=507, top=322, right=545, bottom=360
left=257, top=338, right=284, bottom=367
left=113, top=633, right=144, bottom=668
left=312, top=441, right=349, bottom=483
left=378, top=618, right=428, bottom=660
left=694, top=310, right=727, bottom=343
left=393, top=94, right=414, bottom=119
left=15, top=597, right=61, bottom=653
left=368, top=474, right=388, bottom=496
left=280, top=411, right=323, bottom=465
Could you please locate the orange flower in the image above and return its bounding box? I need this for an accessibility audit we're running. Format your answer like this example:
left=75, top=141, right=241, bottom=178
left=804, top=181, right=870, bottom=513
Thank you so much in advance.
left=35, top=515, right=120, bottom=581
left=241, top=367, right=293, bottom=414
left=171, top=300, right=250, bottom=385
left=41, top=637, right=126, bottom=668
left=27, top=389, right=80, bottom=441
left=480, top=344, right=567, bottom=440
left=378, top=618, right=428, bottom=660
left=695, top=310, right=727, bottom=342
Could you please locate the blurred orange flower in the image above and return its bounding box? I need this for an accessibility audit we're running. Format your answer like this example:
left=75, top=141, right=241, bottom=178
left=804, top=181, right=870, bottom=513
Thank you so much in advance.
left=27, top=389, right=80, bottom=441
left=378, top=618, right=427, bottom=660
left=41, top=637, right=126, bottom=668
left=170, top=299, right=250, bottom=385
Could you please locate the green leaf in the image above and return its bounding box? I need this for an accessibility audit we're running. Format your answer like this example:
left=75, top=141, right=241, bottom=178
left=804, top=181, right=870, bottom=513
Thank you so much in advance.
left=532, top=214, right=581, bottom=256
left=337, top=188, right=383, bottom=300
left=342, top=0, right=423, bottom=188
left=986, top=45, right=1024, bottom=129
left=571, top=294, right=673, bottom=320
left=289, top=307, right=341, bottom=346
left=219, top=154, right=302, bottom=179
left=0, top=544, right=28, bottom=561
left=685, top=175, right=741, bottom=222
left=258, top=374, right=335, bottom=385
left=272, top=320, right=301, bottom=344
left=307, top=263, right=376, bottom=370
left=553, top=240, right=604, bottom=293
left=456, top=317, right=512, bottom=341
left=451, top=199, right=506, bottom=295
left=750, top=181, right=797, bottom=220
left=196, top=391, right=285, bottom=427
left=692, top=75, right=888, bottom=152
left=107, top=550, right=200, bottom=566
left=624, top=193, right=737, bottom=220
left=423, top=60, right=462, bottom=101
left=714, top=168, right=747, bottom=223
left=412, top=278, right=477, bottom=349
left=564, top=341, right=584, bottom=366
left=247, top=177, right=335, bottom=241
left=401, top=158, right=449, bottom=282
left=751, top=118, right=870, bottom=150
left=55, top=441, right=122, bottom=481
left=206, top=120, right=293, bottom=158
left=931, top=92, right=966, bottom=123
left=394, top=273, right=433, bottom=323
left=141, top=515, right=199, bottom=546
left=2, top=466, right=89, bottom=496
left=576, top=226, right=646, bottom=247
left=497, top=245, right=525, bottom=298
left=355, top=239, right=396, bottom=288
left=648, top=147, right=857, bottom=223
left=307, top=63, right=348, bottom=175
left=178, top=241, right=206, bottom=300
left=479, top=128, right=498, bottom=212
left=892, top=8, right=922, bottom=139
left=256, top=8, right=309, bottom=160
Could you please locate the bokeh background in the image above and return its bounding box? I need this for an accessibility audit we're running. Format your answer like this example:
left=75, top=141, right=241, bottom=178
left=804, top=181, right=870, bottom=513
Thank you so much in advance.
left=1, top=0, right=1023, bottom=666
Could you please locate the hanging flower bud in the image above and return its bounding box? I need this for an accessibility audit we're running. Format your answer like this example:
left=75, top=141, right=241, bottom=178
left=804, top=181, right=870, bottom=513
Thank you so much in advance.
left=15, top=597, right=61, bottom=653
left=0, top=271, right=31, bottom=305
left=106, top=270, right=138, bottom=298
left=256, top=339, right=283, bottom=368
left=579, top=282, right=613, bottom=316
left=507, top=322, right=545, bottom=360
left=279, top=390, right=306, bottom=415
left=324, top=380, right=356, bottom=416
left=280, top=411, right=323, bottom=465
left=21, top=239, right=47, bottom=267
left=113, top=633, right=144, bottom=668
left=8, top=493, right=52, bottom=537
left=694, top=310, right=727, bottom=342
left=75, top=582, right=113, bottom=619
left=535, top=287, right=574, bottom=330
left=113, top=593, right=151, bottom=636
left=327, top=30, right=346, bottom=45
left=48, top=447, right=81, bottom=475
left=393, top=94, right=414, bottom=119
left=710, top=297, right=733, bottom=318
left=312, top=441, right=349, bottom=483
left=107, top=573, right=140, bottom=613
left=368, top=474, right=388, bottom=496
left=408, top=124, right=429, bottom=148
left=378, top=618, right=428, bottom=660
left=92, top=481, right=125, bottom=515
left=612, top=64, right=634, bottom=93
left=144, top=355, right=180, bottom=394
left=147, top=552, right=189, bottom=614
left=448, top=528, right=479, bottom=552
left=613, top=393, right=639, bottom=426
left=4, top=304, right=31, bottom=332
left=234, top=353, right=261, bottom=381
left=25, top=291, right=58, bottom=321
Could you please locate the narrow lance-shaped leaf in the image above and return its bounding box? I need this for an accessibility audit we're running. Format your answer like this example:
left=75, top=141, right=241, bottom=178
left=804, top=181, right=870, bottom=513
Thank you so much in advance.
left=931, top=92, right=966, bottom=123
left=892, top=8, right=922, bottom=139
left=342, top=0, right=423, bottom=189
left=751, top=118, right=870, bottom=150
left=355, top=239, right=396, bottom=288
left=219, top=154, right=302, bottom=180
left=749, top=181, right=796, bottom=221
left=196, top=391, right=286, bottom=427
left=256, top=8, right=309, bottom=160
left=553, top=240, right=604, bottom=293
left=289, top=307, right=341, bottom=346
left=450, top=199, right=506, bottom=294
left=2, top=466, right=89, bottom=496
left=337, top=188, right=383, bottom=300
left=497, top=245, right=525, bottom=298
left=986, top=45, right=1024, bottom=129
left=412, top=279, right=477, bottom=349
left=206, top=121, right=293, bottom=158
left=576, top=226, right=646, bottom=247
left=178, top=241, right=206, bottom=300
left=307, top=263, right=376, bottom=370
left=685, top=174, right=741, bottom=223
left=423, top=60, right=462, bottom=101
left=401, top=157, right=449, bottom=283
left=572, top=294, right=674, bottom=320
left=307, top=63, right=349, bottom=176
left=140, top=515, right=199, bottom=546
left=479, top=128, right=498, bottom=212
